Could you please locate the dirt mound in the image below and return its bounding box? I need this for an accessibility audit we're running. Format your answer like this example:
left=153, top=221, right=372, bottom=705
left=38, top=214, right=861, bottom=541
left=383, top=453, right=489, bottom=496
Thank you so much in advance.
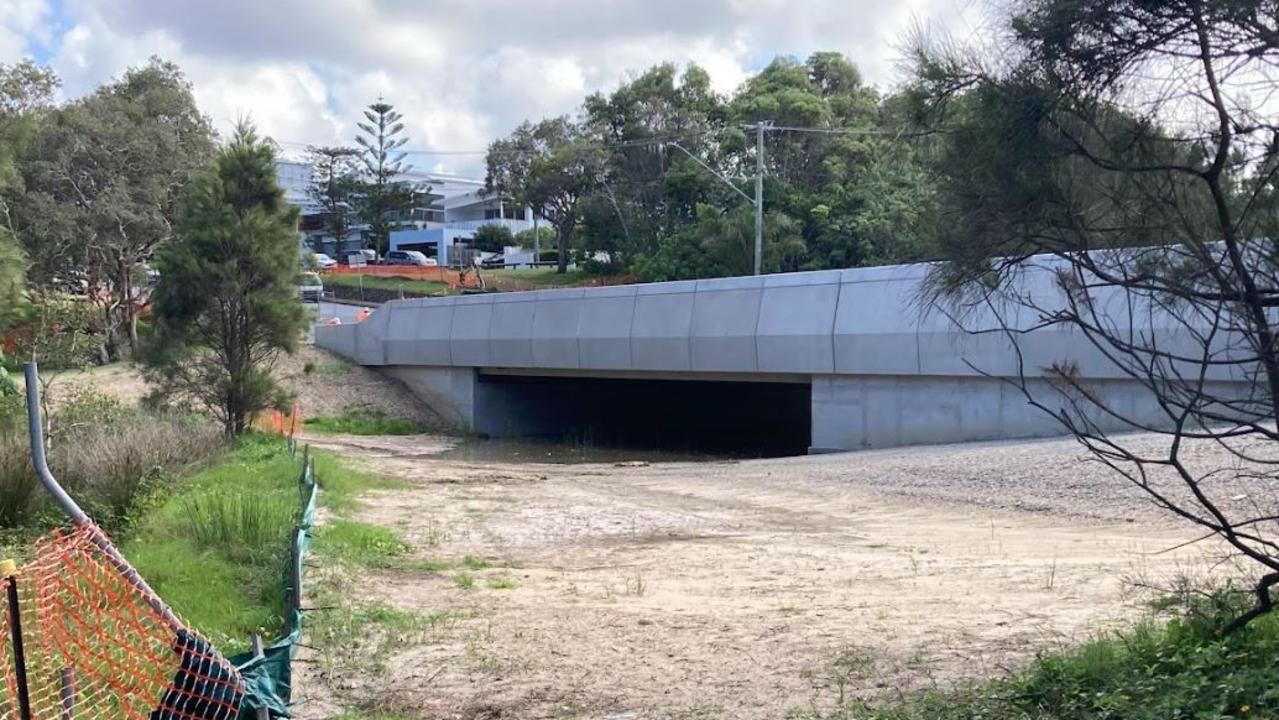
left=276, top=345, right=447, bottom=430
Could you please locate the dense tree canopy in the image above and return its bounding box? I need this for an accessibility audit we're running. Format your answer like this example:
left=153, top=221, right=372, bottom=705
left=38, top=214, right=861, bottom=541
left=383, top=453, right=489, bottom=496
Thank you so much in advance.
left=486, top=52, right=939, bottom=279
left=5, top=58, right=214, bottom=360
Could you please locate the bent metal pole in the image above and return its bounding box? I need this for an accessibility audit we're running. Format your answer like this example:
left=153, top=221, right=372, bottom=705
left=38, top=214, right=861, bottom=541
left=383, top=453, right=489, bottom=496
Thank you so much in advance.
left=24, top=362, right=184, bottom=632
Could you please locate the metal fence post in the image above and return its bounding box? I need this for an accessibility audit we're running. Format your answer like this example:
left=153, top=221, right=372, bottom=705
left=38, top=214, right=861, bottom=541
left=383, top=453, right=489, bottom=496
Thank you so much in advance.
left=6, top=573, right=33, bottom=720
left=60, top=666, right=75, bottom=720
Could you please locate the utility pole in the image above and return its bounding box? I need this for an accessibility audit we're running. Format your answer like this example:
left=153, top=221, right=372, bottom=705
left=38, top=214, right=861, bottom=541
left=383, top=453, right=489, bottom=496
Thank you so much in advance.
left=753, top=121, right=766, bottom=276
left=667, top=126, right=766, bottom=275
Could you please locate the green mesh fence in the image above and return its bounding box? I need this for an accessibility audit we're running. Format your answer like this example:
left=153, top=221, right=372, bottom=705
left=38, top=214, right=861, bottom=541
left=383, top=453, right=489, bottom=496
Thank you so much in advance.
left=230, top=439, right=316, bottom=719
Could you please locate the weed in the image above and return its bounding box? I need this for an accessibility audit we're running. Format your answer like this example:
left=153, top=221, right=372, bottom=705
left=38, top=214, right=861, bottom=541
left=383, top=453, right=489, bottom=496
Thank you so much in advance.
left=828, top=646, right=876, bottom=705
left=460, top=554, right=489, bottom=570
left=625, top=572, right=647, bottom=596
left=1045, top=557, right=1058, bottom=590
left=420, top=518, right=450, bottom=547
left=487, top=576, right=517, bottom=590
left=315, top=519, right=411, bottom=568
left=454, top=571, right=475, bottom=590
left=810, top=591, right=1279, bottom=720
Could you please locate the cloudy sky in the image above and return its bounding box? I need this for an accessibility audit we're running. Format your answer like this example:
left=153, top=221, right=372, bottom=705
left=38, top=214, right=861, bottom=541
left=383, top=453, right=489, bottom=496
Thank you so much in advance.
left=0, top=0, right=981, bottom=175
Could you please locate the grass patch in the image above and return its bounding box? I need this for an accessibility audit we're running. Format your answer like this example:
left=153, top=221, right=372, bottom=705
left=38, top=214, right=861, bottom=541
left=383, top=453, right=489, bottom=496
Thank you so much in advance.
left=487, top=576, right=517, bottom=590
left=322, top=274, right=449, bottom=294
left=304, top=407, right=422, bottom=436
left=797, top=591, right=1279, bottom=720
left=487, top=267, right=595, bottom=287
left=309, top=590, right=457, bottom=675
left=460, top=554, right=489, bottom=570
left=119, top=433, right=397, bottom=653
left=312, top=518, right=449, bottom=572
left=122, top=434, right=306, bottom=652
left=309, top=447, right=405, bottom=512
left=454, top=571, right=475, bottom=590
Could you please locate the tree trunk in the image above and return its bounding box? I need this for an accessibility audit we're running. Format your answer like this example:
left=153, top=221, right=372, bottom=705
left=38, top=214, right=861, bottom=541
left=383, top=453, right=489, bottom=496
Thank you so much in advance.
left=122, top=262, right=138, bottom=354
left=556, top=227, right=568, bottom=274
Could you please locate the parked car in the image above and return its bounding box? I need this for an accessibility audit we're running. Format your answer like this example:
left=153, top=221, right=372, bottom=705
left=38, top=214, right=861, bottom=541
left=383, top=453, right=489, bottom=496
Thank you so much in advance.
left=345, top=248, right=377, bottom=266
left=480, top=254, right=506, bottom=269
left=383, top=250, right=437, bottom=266
left=297, top=272, right=323, bottom=303
left=311, top=253, right=337, bottom=269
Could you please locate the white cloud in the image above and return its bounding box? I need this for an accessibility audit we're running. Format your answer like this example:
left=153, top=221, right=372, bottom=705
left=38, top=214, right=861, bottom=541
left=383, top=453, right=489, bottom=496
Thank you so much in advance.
left=0, top=0, right=49, bottom=63
left=23, top=0, right=976, bottom=175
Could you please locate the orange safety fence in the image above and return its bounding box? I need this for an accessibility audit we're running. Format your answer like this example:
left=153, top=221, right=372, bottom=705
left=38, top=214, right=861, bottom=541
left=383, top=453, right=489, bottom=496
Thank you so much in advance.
left=0, top=523, right=244, bottom=720
left=321, top=265, right=482, bottom=289
left=252, top=402, right=301, bottom=437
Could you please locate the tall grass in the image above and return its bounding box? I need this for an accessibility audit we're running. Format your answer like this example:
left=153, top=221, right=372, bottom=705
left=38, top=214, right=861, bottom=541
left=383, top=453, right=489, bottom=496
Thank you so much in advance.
left=0, top=409, right=224, bottom=530
left=180, top=490, right=296, bottom=562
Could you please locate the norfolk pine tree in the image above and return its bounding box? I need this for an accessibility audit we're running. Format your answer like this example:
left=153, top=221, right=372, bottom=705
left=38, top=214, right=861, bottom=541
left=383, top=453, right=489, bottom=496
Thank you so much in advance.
left=144, top=122, right=305, bottom=437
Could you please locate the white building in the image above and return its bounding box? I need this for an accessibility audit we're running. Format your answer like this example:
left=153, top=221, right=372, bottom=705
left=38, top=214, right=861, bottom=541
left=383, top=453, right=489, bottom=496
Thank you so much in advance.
left=275, top=160, right=540, bottom=265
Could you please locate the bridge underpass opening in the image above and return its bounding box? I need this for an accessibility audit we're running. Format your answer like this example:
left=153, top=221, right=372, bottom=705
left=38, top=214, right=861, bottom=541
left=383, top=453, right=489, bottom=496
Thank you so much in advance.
left=473, top=372, right=812, bottom=457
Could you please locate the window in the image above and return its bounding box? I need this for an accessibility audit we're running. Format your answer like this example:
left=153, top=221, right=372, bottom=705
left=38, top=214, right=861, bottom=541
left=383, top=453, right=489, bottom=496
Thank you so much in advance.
left=483, top=209, right=501, bottom=220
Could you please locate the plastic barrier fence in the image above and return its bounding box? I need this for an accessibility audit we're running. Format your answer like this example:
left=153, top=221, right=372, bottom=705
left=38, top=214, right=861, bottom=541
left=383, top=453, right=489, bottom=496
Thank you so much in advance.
left=0, top=525, right=245, bottom=720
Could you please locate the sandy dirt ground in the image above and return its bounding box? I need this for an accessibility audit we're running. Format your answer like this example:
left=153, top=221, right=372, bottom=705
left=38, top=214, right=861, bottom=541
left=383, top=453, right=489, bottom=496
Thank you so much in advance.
left=292, top=433, right=1237, bottom=720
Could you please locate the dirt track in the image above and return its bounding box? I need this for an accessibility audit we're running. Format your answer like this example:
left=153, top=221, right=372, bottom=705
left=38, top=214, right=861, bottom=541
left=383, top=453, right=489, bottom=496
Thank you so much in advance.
left=294, top=433, right=1233, bottom=720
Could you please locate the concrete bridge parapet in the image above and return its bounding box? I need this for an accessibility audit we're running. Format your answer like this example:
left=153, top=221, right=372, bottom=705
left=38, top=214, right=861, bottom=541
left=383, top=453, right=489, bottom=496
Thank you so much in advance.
left=315, top=261, right=1255, bottom=452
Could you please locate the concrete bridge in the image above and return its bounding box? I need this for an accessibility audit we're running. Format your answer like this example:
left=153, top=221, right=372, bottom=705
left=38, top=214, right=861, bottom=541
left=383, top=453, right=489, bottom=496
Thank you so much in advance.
left=314, top=262, right=1249, bottom=453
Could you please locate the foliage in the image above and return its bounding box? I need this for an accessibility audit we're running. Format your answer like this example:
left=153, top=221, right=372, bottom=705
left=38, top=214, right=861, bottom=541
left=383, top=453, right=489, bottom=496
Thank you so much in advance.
left=0, top=232, right=26, bottom=329
left=908, top=0, right=1279, bottom=630
left=636, top=204, right=805, bottom=281
left=471, top=223, right=514, bottom=253
left=485, top=117, right=606, bottom=273
left=6, top=58, right=214, bottom=360
left=303, top=407, right=422, bottom=436
left=513, top=225, right=555, bottom=250
left=144, top=121, right=305, bottom=437
left=307, top=146, right=362, bottom=246
left=12, top=295, right=100, bottom=369
left=487, top=54, right=937, bottom=280
left=354, top=101, right=420, bottom=256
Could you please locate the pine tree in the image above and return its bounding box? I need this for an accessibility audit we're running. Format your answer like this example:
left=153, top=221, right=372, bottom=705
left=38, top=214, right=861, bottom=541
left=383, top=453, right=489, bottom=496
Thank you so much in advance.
left=307, top=145, right=361, bottom=248
left=355, top=100, right=418, bottom=256
left=144, top=121, right=305, bottom=436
